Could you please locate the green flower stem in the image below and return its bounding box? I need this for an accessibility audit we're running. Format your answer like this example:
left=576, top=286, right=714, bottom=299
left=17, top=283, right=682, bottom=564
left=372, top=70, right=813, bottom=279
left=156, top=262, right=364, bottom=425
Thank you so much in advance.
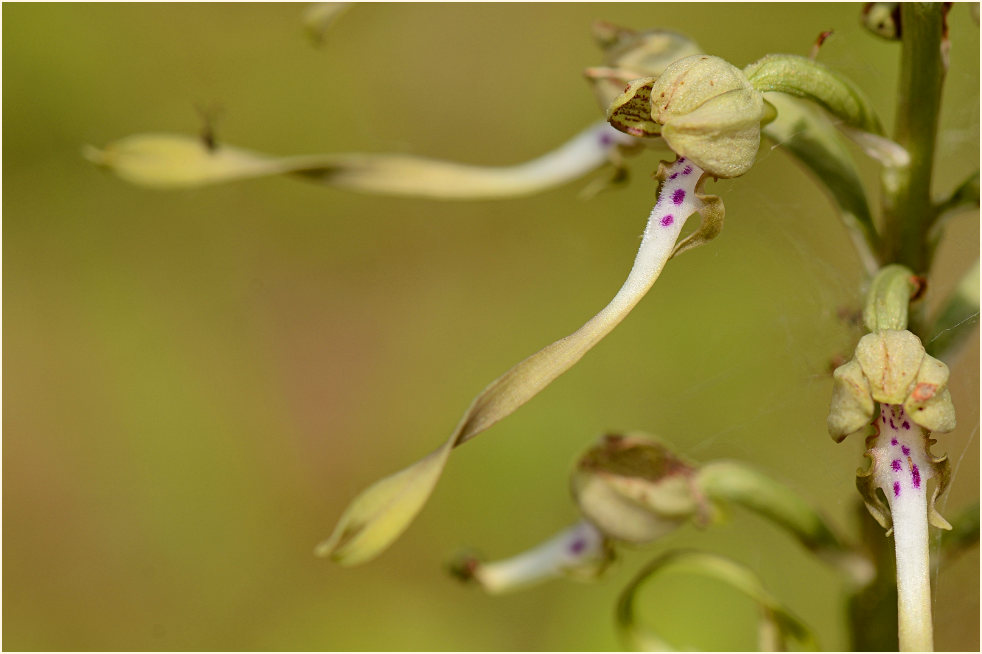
left=879, top=3, right=947, bottom=274
left=697, top=461, right=872, bottom=585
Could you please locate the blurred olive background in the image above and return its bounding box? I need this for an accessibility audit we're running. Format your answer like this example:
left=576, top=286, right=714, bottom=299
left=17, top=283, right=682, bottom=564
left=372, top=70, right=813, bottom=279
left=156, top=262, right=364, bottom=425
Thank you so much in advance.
left=3, top=3, right=978, bottom=651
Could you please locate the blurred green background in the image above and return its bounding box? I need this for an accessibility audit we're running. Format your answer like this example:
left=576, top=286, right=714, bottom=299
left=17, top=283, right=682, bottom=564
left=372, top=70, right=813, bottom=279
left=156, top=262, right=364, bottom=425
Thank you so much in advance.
left=3, top=3, right=978, bottom=651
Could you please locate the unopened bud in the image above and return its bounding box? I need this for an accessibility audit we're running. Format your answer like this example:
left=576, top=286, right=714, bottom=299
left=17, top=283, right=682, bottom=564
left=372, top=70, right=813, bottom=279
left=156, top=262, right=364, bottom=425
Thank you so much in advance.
left=571, top=433, right=702, bottom=543
left=608, top=55, right=765, bottom=178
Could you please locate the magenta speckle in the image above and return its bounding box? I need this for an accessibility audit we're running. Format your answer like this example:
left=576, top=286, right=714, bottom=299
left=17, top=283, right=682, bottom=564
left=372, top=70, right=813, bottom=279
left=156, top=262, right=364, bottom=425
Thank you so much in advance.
left=660, top=214, right=674, bottom=227
left=672, top=189, right=686, bottom=205
left=882, top=414, right=887, bottom=423
left=599, top=132, right=614, bottom=147
left=902, top=421, right=910, bottom=430
left=890, top=438, right=898, bottom=446
left=891, top=459, right=902, bottom=471
left=901, top=445, right=910, bottom=456
left=669, top=172, right=679, bottom=180
left=911, top=464, right=921, bottom=489
left=682, top=165, right=693, bottom=175
left=893, top=481, right=901, bottom=497
left=677, top=157, right=685, bottom=163
left=569, top=538, right=586, bottom=555
left=889, top=419, right=897, bottom=429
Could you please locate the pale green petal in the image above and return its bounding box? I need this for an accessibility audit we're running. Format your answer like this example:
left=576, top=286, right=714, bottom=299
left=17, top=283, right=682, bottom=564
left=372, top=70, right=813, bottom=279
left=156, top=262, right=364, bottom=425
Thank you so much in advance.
left=86, top=122, right=632, bottom=199
left=828, top=358, right=874, bottom=441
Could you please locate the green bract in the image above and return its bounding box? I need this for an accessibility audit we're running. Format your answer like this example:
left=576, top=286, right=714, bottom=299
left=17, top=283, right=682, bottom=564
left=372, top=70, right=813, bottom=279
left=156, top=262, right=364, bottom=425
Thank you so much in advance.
left=607, top=55, right=766, bottom=178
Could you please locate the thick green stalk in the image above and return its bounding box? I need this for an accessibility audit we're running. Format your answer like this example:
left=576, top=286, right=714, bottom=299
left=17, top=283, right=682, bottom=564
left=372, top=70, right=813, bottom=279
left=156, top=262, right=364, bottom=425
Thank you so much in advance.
left=879, top=3, right=946, bottom=274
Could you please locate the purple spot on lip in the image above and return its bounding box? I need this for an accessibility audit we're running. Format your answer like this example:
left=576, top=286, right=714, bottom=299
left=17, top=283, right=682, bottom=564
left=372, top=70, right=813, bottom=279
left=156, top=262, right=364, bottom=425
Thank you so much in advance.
left=889, top=419, right=897, bottom=429
left=569, top=538, right=586, bottom=555
left=672, top=189, right=686, bottom=205
left=599, top=133, right=614, bottom=147
left=901, top=445, right=910, bottom=456
left=893, top=481, right=901, bottom=497
left=902, top=421, right=910, bottom=430
left=890, top=438, right=898, bottom=446
left=891, top=459, right=902, bottom=471
left=677, top=157, right=685, bottom=163
left=660, top=214, right=674, bottom=227
left=911, top=464, right=921, bottom=488
left=682, top=165, right=693, bottom=175
left=669, top=172, right=679, bottom=180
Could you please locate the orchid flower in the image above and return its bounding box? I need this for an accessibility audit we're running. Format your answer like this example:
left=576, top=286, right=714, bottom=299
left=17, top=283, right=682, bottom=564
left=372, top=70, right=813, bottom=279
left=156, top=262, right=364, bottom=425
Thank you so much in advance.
left=829, top=267, right=957, bottom=651
left=317, top=48, right=888, bottom=566
left=83, top=16, right=889, bottom=568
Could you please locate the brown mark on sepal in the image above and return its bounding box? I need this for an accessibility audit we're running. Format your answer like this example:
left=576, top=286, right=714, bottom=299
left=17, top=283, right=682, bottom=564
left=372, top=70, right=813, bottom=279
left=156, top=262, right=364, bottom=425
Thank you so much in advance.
left=607, top=78, right=661, bottom=138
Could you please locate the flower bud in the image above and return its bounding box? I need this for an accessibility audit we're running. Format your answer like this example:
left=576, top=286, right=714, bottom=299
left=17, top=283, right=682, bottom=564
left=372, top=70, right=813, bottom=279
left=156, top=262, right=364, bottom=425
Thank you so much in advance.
left=571, top=433, right=702, bottom=543
left=607, top=55, right=765, bottom=178
left=828, top=330, right=956, bottom=441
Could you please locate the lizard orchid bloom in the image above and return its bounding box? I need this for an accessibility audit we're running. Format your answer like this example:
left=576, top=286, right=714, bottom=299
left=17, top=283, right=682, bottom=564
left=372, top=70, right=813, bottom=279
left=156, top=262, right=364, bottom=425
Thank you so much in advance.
left=829, top=265, right=957, bottom=652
